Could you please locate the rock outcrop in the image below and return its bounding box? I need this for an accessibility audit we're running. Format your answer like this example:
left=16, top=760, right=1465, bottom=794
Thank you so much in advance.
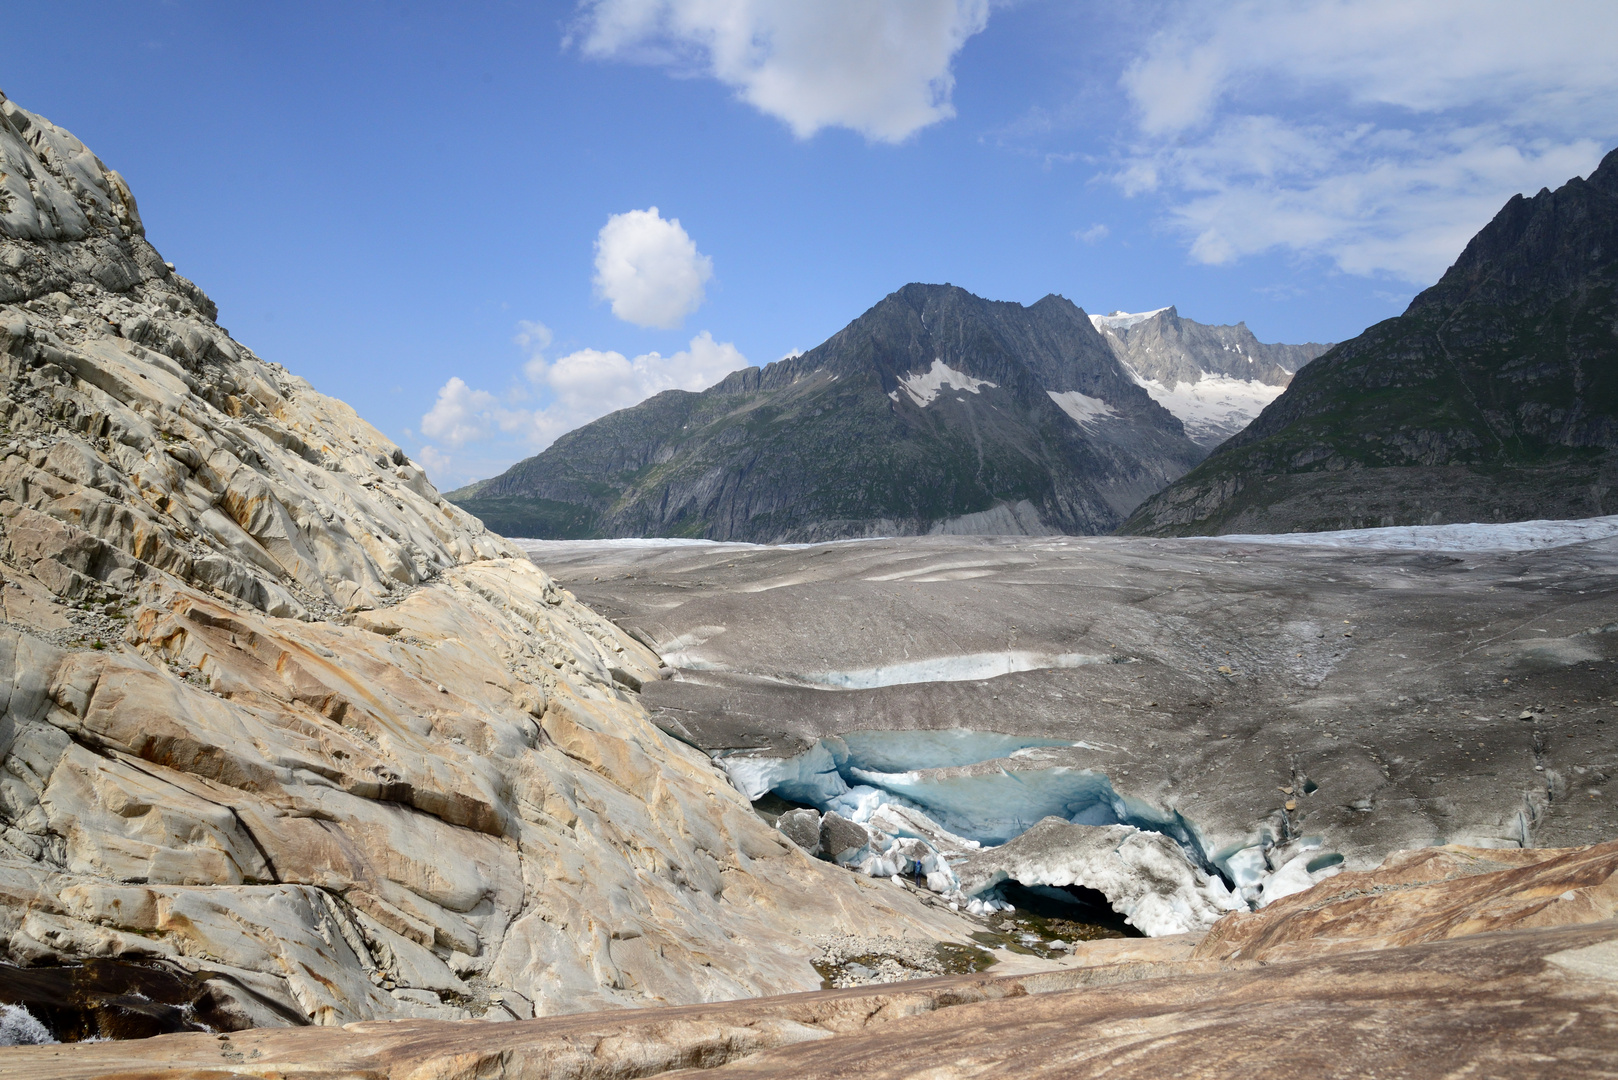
left=0, top=91, right=973, bottom=1038
left=1123, top=146, right=1618, bottom=536
left=11, top=840, right=1617, bottom=1077
left=450, top=284, right=1208, bottom=541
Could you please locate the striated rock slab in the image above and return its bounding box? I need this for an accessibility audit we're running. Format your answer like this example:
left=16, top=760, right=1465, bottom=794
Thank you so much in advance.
left=0, top=90, right=978, bottom=1036
left=1196, top=839, right=1618, bottom=962
left=8, top=839, right=1618, bottom=1078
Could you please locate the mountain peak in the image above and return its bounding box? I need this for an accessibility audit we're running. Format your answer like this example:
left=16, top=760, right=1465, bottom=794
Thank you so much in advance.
left=1124, top=144, right=1618, bottom=536
left=453, top=283, right=1207, bottom=541
left=1088, top=307, right=1331, bottom=447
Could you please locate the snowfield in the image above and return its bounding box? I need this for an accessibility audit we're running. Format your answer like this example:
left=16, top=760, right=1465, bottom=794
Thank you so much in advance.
left=1089, top=308, right=1171, bottom=332
left=889, top=358, right=996, bottom=407
left=1045, top=389, right=1119, bottom=429
left=1125, top=367, right=1287, bottom=446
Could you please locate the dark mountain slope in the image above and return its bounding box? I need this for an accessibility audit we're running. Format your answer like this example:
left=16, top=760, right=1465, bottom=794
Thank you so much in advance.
left=452, top=284, right=1207, bottom=541
left=1123, top=147, right=1618, bottom=536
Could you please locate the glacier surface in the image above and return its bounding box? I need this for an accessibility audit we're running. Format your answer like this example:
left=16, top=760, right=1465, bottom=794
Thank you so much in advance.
left=1207, top=514, right=1618, bottom=553
left=799, top=650, right=1116, bottom=690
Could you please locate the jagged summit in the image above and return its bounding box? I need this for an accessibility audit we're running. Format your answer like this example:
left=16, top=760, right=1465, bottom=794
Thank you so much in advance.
left=1089, top=306, right=1331, bottom=447
left=1089, top=307, right=1170, bottom=332
left=451, top=283, right=1208, bottom=541
left=1125, top=146, right=1618, bottom=535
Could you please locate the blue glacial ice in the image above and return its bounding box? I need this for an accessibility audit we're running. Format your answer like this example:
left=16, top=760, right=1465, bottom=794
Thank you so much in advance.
left=719, top=729, right=1344, bottom=929
left=721, top=731, right=1208, bottom=856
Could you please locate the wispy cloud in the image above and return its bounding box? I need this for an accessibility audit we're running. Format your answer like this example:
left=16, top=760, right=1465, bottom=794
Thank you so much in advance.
left=1109, top=0, right=1618, bottom=283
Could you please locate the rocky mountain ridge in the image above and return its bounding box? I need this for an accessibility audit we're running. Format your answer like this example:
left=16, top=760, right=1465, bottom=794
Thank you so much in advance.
left=1090, top=307, right=1330, bottom=447
left=1124, top=146, right=1618, bottom=535
left=451, top=284, right=1209, bottom=541
left=0, top=90, right=976, bottom=1038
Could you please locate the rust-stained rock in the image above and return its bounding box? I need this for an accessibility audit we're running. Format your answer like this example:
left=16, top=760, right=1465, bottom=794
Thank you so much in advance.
left=1195, top=840, right=1618, bottom=962
left=4, top=921, right=1616, bottom=1079
left=9, top=840, right=1618, bottom=1077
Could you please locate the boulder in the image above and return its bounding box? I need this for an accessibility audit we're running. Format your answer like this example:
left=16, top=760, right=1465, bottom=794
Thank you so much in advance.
left=776, top=808, right=822, bottom=855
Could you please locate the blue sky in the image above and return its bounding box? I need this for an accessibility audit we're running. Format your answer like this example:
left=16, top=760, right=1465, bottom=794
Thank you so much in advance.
left=6, top=1, right=1617, bottom=487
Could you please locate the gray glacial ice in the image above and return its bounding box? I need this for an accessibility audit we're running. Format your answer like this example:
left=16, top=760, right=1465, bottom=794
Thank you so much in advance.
left=524, top=518, right=1618, bottom=929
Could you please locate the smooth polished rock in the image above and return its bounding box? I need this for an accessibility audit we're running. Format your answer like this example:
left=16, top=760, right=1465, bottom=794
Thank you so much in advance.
left=0, top=91, right=980, bottom=1033
left=9, top=838, right=1618, bottom=1078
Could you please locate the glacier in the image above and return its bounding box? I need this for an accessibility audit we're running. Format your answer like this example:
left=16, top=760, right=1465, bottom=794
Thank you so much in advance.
left=722, top=729, right=1342, bottom=934
left=1207, top=514, right=1618, bottom=554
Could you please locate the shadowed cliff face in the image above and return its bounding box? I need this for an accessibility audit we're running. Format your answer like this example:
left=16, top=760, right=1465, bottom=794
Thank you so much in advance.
left=0, top=91, right=985, bottom=1039
left=1123, top=146, right=1618, bottom=537
left=450, top=284, right=1208, bottom=542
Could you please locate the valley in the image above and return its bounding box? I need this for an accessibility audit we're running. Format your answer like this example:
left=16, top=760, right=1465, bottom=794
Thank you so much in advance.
left=1, top=78, right=1616, bottom=1079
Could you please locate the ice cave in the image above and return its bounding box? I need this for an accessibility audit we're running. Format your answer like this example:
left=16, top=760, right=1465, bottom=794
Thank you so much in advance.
left=718, top=729, right=1344, bottom=936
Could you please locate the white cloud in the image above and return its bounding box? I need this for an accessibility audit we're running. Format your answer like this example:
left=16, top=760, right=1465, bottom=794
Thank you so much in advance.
left=1076, top=223, right=1109, bottom=244
left=421, top=377, right=504, bottom=447
left=415, top=326, right=747, bottom=487
left=594, top=207, right=713, bottom=328
left=526, top=330, right=745, bottom=443
left=513, top=319, right=552, bottom=353
left=1112, top=0, right=1618, bottom=282
left=574, top=0, right=990, bottom=143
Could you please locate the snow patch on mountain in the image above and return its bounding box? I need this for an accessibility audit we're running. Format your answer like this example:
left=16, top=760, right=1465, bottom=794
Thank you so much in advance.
left=1089, top=308, right=1171, bottom=332
left=890, top=359, right=996, bottom=407
left=1127, top=368, right=1287, bottom=447
left=1046, top=390, right=1119, bottom=429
